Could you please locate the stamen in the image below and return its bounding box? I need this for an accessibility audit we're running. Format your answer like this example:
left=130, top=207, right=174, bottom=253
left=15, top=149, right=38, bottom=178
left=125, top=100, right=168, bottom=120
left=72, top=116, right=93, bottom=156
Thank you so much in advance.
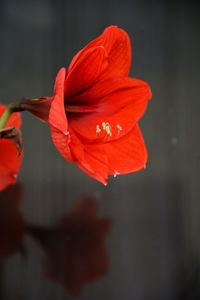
left=102, top=122, right=112, bottom=136
left=102, top=122, right=106, bottom=130
left=96, top=125, right=101, bottom=133
left=116, top=124, right=123, bottom=131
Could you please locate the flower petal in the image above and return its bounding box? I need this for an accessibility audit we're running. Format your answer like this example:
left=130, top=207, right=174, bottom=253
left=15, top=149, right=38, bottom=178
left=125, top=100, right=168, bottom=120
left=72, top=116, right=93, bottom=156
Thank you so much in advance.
left=75, top=147, right=109, bottom=185
left=104, top=123, right=147, bottom=174
left=0, top=139, right=23, bottom=191
left=52, top=128, right=109, bottom=185
left=68, top=26, right=131, bottom=79
left=0, top=107, right=23, bottom=191
left=49, top=68, right=68, bottom=134
left=68, top=78, right=151, bottom=142
left=69, top=129, right=109, bottom=183
left=50, top=125, right=73, bottom=161
left=65, top=46, right=108, bottom=98
left=70, top=124, right=147, bottom=184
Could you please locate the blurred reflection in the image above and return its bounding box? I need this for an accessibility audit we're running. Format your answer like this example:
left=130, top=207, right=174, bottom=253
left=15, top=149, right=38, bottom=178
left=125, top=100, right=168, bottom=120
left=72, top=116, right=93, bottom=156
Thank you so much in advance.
left=28, top=197, right=111, bottom=296
left=0, top=183, right=25, bottom=261
left=0, top=189, right=111, bottom=296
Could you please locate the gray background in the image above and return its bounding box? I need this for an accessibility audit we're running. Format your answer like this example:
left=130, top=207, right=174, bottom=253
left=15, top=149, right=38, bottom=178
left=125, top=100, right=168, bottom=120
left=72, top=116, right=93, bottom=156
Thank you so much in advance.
left=0, top=0, right=200, bottom=299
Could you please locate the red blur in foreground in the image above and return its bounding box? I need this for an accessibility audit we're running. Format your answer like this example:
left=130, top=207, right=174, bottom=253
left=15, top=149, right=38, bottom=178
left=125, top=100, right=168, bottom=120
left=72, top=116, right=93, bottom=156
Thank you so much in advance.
left=0, top=106, right=23, bottom=191
left=26, top=26, right=152, bottom=184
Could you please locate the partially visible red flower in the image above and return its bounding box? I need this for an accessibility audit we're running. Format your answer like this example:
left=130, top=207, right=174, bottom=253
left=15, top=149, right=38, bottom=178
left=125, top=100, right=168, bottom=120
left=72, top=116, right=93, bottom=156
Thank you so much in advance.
left=24, top=26, right=152, bottom=184
left=28, top=197, right=111, bottom=296
left=0, top=105, right=23, bottom=191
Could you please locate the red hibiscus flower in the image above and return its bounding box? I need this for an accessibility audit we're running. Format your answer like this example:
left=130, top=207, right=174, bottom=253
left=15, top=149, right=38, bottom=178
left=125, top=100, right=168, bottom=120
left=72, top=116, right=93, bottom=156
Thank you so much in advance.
left=0, top=105, right=23, bottom=191
left=28, top=197, right=111, bottom=296
left=24, top=26, right=152, bottom=184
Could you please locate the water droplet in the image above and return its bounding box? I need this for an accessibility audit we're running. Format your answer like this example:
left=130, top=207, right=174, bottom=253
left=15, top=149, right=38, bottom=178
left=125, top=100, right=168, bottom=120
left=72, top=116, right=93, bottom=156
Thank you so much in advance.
left=64, top=131, right=69, bottom=136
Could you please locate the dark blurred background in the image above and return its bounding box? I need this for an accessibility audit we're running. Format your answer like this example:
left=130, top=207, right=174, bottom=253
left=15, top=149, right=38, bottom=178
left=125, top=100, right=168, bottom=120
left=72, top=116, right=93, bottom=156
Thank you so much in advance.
left=0, top=0, right=200, bottom=299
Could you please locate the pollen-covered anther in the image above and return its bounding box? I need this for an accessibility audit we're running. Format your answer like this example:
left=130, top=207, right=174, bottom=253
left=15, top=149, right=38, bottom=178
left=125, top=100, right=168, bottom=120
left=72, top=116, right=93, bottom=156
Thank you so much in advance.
left=96, top=125, right=101, bottom=134
left=116, top=124, right=123, bottom=131
left=102, top=122, right=112, bottom=136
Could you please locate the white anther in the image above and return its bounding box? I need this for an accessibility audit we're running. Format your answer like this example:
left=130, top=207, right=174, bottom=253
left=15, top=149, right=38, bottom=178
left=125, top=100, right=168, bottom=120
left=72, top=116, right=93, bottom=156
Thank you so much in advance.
left=102, top=122, right=112, bottom=136
left=116, top=124, right=123, bottom=131
left=96, top=125, right=101, bottom=133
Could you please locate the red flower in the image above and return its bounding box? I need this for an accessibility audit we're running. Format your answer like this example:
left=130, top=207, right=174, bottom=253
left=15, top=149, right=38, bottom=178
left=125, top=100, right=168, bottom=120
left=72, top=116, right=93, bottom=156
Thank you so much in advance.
left=0, top=105, right=23, bottom=191
left=25, top=26, right=152, bottom=184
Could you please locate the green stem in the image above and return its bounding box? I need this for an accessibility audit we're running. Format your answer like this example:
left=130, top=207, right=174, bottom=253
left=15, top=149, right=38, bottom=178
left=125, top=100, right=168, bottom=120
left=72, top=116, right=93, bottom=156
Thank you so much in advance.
left=0, top=103, right=24, bottom=129
left=0, top=107, right=12, bottom=129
